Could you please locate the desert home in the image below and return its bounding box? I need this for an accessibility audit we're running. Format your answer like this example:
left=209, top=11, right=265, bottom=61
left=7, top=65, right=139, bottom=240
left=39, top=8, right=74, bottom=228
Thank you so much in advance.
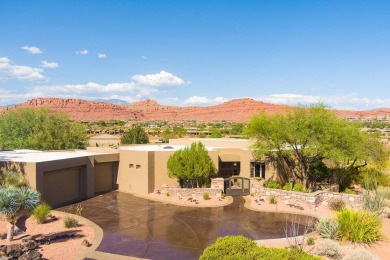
left=0, top=138, right=275, bottom=207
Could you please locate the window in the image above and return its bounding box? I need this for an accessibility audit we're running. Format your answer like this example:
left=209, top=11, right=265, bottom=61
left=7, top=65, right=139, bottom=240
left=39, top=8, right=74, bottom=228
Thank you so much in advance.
left=136, top=165, right=141, bottom=169
left=129, top=164, right=134, bottom=168
left=250, top=162, right=265, bottom=178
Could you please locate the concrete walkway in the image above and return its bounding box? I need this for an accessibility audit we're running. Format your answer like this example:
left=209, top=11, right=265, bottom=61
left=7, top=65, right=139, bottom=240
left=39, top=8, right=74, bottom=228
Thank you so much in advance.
left=62, top=191, right=312, bottom=260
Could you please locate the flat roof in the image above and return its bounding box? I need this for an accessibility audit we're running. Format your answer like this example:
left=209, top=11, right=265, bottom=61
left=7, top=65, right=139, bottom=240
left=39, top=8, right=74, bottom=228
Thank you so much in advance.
left=117, top=144, right=217, bottom=151
left=0, top=150, right=109, bottom=163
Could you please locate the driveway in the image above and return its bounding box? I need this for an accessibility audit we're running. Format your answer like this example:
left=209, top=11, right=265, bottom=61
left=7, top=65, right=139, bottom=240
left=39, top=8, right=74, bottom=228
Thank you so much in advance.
left=62, top=191, right=311, bottom=260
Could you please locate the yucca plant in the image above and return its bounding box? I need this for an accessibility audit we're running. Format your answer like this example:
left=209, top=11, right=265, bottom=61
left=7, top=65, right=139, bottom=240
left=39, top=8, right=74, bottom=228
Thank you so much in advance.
left=0, top=186, right=40, bottom=241
left=315, top=217, right=340, bottom=240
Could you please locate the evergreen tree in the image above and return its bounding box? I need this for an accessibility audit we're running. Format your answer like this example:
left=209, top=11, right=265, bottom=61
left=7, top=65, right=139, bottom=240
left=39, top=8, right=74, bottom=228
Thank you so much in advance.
left=167, top=142, right=216, bottom=187
left=121, top=125, right=149, bottom=144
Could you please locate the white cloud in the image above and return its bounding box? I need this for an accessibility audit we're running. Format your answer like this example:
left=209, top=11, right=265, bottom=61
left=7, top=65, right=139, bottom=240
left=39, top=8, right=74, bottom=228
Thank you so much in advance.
left=257, top=93, right=390, bottom=111
left=76, top=50, right=89, bottom=55
left=132, top=71, right=186, bottom=87
left=0, top=57, right=10, bottom=63
left=98, top=53, right=107, bottom=59
left=31, top=71, right=186, bottom=99
left=0, top=57, right=46, bottom=81
left=21, top=45, right=43, bottom=54
left=184, top=96, right=227, bottom=105
left=40, top=61, right=59, bottom=69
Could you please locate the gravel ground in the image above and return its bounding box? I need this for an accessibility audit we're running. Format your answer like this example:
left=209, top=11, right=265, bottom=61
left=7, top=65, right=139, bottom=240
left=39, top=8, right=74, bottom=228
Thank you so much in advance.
left=0, top=211, right=95, bottom=260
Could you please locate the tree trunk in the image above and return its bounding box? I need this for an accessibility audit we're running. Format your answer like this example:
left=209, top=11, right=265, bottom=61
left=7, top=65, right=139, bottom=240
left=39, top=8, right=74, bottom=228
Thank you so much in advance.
left=6, top=222, right=14, bottom=242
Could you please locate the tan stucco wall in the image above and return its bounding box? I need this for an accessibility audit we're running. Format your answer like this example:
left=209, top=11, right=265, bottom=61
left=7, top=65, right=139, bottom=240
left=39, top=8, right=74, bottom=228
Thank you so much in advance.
left=153, top=151, right=180, bottom=188
left=117, top=150, right=151, bottom=194
left=0, top=161, right=37, bottom=188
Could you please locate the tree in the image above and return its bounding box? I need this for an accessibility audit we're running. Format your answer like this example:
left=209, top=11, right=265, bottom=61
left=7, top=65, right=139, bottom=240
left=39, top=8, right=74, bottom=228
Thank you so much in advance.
left=0, top=186, right=40, bottom=241
left=246, top=104, right=388, bottom=188
left=167, top=142, right=216, bottom=187
left=121, top=125, right=149, bottom=144
left=0, top=107, right=87, bottom=150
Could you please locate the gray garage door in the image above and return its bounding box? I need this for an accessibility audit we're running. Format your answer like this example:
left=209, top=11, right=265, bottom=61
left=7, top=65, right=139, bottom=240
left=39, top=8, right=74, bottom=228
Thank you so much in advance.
left=43, top=167, right=84, bottom=207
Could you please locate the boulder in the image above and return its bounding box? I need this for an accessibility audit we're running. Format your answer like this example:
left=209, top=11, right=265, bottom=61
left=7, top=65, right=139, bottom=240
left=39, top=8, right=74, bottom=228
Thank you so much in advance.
left=19, top=250, right=42, bottom=260
left=6, top=244, right=22, bottom=258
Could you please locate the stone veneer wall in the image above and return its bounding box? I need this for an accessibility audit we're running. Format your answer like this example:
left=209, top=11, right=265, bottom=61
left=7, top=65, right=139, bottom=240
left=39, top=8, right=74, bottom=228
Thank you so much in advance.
left=256, top=188, right=363, bottom=208
left=157, top=187, right=222, bottom=197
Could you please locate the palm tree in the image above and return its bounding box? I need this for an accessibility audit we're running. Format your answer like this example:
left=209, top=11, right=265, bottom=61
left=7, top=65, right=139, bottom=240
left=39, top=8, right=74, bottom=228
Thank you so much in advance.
left=0, top=186, right=40, bottom=241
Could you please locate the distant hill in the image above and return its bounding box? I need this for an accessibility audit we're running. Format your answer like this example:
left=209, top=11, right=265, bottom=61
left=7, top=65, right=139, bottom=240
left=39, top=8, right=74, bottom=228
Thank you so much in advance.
left=0, top=97, right=389, bottom=123
left=95, top=98, right=130, bottom=106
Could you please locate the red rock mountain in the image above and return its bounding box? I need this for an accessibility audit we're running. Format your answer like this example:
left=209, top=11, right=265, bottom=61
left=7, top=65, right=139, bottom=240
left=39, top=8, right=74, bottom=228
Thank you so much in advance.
left=0, top=97, right=389, bottom=122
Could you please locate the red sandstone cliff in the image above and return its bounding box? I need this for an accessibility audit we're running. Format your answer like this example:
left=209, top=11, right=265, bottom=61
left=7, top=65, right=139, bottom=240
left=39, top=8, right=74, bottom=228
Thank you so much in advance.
left=0, top=97, right=389, bottom=122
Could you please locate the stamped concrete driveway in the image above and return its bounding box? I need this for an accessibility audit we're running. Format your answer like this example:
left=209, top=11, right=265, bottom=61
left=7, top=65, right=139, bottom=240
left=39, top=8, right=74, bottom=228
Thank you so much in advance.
left=63, top=191, right=311, bottom=260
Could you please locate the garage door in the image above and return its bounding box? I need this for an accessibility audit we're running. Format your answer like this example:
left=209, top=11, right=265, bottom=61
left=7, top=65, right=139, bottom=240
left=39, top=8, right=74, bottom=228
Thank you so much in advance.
left=94, top=163, right=116, bottom=194
left=43, top=167, right=84, bottom=207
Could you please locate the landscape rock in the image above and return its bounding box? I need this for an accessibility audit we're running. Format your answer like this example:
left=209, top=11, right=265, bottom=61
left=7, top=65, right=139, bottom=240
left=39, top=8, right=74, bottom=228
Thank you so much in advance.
left=6, top=244, right=22, bottom=258
left=81, top=239, right=91, bottom=247
left=22, top=240, right=39, bottom=251
left=19, top=250, right=42, bottom=260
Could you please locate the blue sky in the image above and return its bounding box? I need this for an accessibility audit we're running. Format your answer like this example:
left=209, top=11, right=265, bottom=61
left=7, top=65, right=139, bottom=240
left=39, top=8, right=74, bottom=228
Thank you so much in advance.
left=0, top=0, right=389, bottom=110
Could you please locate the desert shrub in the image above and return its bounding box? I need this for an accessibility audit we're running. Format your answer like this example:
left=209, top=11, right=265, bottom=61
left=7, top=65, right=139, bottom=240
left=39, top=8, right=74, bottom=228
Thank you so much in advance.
left=250, top=192, right=255, bottom=197
left=283, top=183, right=291, bottom=191
left=363, top=191, right=386, bottom=214
left=64, top=216, right=79, bottom=228
left=266, top=180, right=281, bottom=189
left=343, top=188, right=357, bottom=194
left=315, top=239, right=343, bottom=259
left=203, top=192, right=209, bottom=200
left=377, top=187, right=390, bottom=199
left=32, top=203, right=51, bottom=224
left=342, top=248, right=378, bottom=260
left=336, top=209, right=382, bottom=244
left=307, top=237, right=315, bottom=245
left=293, top=183, right=306, bottom=193
left=315, top=217, right=340, bottom=240
left=269, top=194, right=277, bottom=204
left=328, top=198, right=346, bottom=212
left=199, top=235, right=321, bottom=260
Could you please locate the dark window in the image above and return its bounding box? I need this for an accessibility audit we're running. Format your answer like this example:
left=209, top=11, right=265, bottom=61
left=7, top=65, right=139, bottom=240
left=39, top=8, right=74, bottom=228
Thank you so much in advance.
left=251, top=162, right=266, bottom=178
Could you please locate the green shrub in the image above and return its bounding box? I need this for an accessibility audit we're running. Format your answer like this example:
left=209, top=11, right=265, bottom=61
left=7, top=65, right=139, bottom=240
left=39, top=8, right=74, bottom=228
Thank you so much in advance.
left=315, top=239, right=343, bottom=259
left=283, top=183, right=291, bottom=191
left=315, top=217, right=340, bottom=240
left=292, top=183, right=306, bottom=192
left=343, top=188, right=357, bottom=195
left=307, top=237, right=315, bottom=245
left=32, top=203, right=51, bottom=224
left=266, top=180, right=280, bottom=189
left=64, top=216, right=79, bottom=228
left=199, top=235, right=321, bottom=260
left=203, top=192, right=209, bottom=200
left=268, top=194, right=277, bottom=204
left=336, top=209, right=383, bottom=244
left=343, top=248, right=377, bottom=260
left=328, top=198, right=346, bottom=212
